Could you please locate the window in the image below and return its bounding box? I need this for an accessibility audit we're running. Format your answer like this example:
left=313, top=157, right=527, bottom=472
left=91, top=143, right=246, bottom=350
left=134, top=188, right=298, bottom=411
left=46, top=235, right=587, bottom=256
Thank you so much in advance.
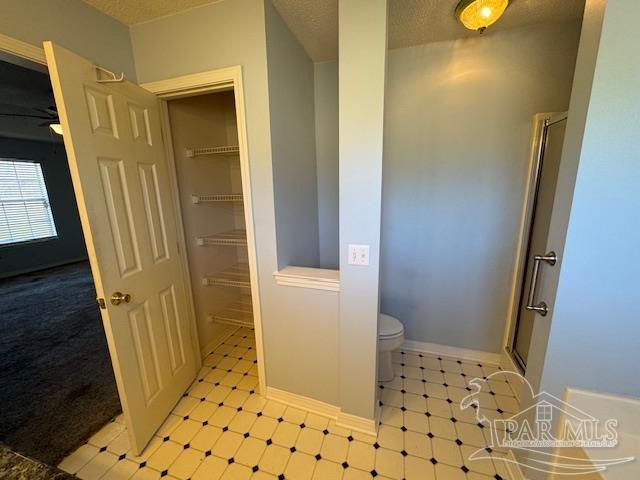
left=0, top=159, right=58, bottom=245
left=537, top=403, right=553, bottom=422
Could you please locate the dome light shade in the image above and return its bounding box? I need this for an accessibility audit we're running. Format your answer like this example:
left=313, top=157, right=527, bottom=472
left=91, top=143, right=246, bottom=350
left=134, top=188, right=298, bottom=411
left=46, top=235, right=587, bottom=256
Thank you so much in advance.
left=456, top=0, right=509, bottom=32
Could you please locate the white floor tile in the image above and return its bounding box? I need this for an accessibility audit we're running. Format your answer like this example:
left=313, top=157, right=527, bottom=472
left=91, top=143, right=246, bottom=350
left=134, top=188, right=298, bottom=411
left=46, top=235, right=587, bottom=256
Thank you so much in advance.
left=168, top=448, right=205, bottom=479
left=212, top=430, right=244, bottom=459
left=272, top=421, right=301, bottom=448
left=189, top=400, right=218, bottom=422
left=295, top=426, right=325, bottom=455
left=258, top=444, right=290, bottom=475
left=346, top=440, right=375, bottom=471
left=76, top=451, right=119, bottom=480
left=405, top=455, right=436, bottom=480
left=377, top=425, right=403, bottom=451
left=191, top=455, right=227, bottom=480
left=88, top=421, right=125, bottom=448
left=235, top=436, right=267, bottom=467
left=221, top=462, right=252, bottom=480
left=60, top=332, right=517, bottom=480
left=320, top=433, right=350, bottom=463
left=102, top=458, right=139, bottom=479
left=311, top=459, right=342, bottom=480
left=374, top=447, right=404, bottom=479
left=146, top=440, right=183, bottom=471
left=403, top=430, right=432, bottom=458
left=285, top=451, right=317, bottom=480
left=432, top=437, right=463, bottom=467
left=249, top=415, right=279, bottom=440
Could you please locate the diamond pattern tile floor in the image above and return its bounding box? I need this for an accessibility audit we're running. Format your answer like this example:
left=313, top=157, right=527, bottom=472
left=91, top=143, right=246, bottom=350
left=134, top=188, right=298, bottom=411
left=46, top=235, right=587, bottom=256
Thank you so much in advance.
left=59, top=329, right=518, bottom=480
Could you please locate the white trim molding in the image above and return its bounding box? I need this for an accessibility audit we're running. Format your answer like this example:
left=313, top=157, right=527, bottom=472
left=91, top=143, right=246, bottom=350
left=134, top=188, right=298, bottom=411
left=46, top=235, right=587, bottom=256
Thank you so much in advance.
left=143, top=65, right=267, bottom=396
left=266, top=387, right=378, bottom=437
left=141, top=67, right=238, bottom=98
left=336, top=411, right=377, bottom=436
left=273, top=266, right=340, bottom=292
left=402, top=339, right=501, bottom=365
left=0, top=33, right=46, bottom=65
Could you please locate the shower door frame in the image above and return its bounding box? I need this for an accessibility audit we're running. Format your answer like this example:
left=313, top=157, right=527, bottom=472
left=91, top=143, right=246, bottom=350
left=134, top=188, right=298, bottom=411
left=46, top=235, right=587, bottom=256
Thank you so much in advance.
left=504, top=112, right=568, bottom=372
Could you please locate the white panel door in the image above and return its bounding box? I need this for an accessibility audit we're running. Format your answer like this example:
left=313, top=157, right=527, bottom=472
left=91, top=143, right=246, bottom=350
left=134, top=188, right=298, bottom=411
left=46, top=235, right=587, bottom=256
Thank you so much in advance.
left=44, top=42, right=197, bottom=454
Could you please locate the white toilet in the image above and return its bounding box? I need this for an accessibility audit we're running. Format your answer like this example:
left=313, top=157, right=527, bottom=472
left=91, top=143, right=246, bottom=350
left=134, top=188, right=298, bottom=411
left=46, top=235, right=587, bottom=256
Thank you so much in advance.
left=378, top=313, right=405, bottom=382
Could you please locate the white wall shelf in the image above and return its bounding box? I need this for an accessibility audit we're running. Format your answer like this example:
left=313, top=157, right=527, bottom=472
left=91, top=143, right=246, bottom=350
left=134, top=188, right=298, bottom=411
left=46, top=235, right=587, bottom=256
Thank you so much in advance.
left=209, top=295, right=253, bottom=328
left=185, top=145, right=240, bottom=157
left=197, top=229, right=247, bottom=247
left=202, top=263, right=251, bottom=288
left=191, top=193, right=243, bottom=204
left=273, top=266, right=340, bottom=292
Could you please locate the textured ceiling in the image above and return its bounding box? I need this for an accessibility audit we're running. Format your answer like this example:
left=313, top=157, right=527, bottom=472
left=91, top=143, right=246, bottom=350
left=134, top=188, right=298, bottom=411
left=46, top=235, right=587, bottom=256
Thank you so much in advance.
left=80, top=0, right=585, bottom=61
left=81, top=0, right=223, bottom=25
left=274, top=0, right=585, bottom=61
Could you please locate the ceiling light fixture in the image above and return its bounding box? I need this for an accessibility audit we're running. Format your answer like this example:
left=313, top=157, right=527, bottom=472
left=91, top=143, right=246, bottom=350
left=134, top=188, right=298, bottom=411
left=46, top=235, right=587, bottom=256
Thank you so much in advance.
left=456, top=0, right=509, bottom=33
left=49, top=123, right=63, bottom=135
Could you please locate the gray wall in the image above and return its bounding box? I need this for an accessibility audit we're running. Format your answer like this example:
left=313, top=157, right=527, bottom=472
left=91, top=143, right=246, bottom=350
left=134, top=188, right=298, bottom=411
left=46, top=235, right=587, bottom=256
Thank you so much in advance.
left=540, top=0, right=640, bottom=399
left=0, top=137, right=86, bottom=278
left=314, top=61, right=339, bottom=269
left=379, top=22, right=581, bottom=354
left=131, top=0, right=341, bottom=407
left=0, top=0, right=136, bottom=81
left=265, top=1, right=320, bottom=269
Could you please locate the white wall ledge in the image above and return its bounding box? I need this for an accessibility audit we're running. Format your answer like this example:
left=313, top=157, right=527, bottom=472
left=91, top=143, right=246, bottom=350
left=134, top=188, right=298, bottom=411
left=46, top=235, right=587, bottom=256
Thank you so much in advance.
left=273, top=266, right=340, bottom=292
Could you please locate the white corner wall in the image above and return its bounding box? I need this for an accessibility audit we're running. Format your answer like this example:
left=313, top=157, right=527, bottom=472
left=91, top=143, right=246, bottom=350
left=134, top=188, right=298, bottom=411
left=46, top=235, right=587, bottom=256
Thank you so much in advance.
left=314, top=61, right=339, bottom=269
left=338, top=0, right=388, bottom=422
left=539, top=0, right=640, bottom=400
left=380, top=21, right=582, bottom=354
left=264, top=0, right=320, bottom=269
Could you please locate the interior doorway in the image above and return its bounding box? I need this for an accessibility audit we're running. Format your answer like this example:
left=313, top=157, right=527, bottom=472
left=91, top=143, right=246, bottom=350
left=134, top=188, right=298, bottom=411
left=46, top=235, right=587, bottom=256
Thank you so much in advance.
left=510, top=113, right=568, bottom=370
left=0, top=55, right=121, bottom=465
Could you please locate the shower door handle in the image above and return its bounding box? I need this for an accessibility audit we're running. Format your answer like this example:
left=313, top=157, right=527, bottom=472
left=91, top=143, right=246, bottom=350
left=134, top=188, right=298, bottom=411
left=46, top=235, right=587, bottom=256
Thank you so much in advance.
left=525, top=251, right=557, bottom=316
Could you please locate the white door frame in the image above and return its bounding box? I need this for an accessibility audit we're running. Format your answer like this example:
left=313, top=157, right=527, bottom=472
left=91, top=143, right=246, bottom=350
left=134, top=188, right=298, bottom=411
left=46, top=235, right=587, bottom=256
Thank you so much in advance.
left=0, top=33, right=47, bottom=66
left=141, top=67, right=267, bottom=395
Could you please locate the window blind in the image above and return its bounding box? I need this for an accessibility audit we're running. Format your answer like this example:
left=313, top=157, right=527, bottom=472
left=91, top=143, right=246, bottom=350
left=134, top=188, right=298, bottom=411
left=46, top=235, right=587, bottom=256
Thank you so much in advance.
left=0, top=159, right=58, bottom=245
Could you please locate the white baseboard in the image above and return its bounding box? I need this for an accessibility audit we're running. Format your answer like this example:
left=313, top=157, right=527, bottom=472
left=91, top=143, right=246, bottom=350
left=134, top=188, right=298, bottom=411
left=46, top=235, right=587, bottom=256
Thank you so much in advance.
left=402, top=339, right=501, bottom=365
left=266, top=386, right=340, bottom=419
left=200, top=327, right=239, bottom=359
left=336, top=411, right=377, bottom=436
left=266, top=387, right=378, bottom=436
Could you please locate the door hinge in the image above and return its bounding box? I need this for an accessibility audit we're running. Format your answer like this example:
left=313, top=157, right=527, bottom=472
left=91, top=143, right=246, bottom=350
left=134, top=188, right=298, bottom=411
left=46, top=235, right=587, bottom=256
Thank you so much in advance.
left=96, top=297, right=106, bottom=309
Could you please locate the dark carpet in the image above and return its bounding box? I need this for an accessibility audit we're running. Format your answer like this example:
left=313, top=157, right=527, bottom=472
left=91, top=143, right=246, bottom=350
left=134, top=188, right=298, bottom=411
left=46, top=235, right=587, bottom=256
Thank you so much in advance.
left=0, top=261, right=121, bottom=466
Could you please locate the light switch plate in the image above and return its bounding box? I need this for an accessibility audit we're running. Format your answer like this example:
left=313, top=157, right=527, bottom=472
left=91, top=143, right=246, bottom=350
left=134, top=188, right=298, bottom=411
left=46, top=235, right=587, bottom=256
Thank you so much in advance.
left=348, top=244, right=370, bottom=266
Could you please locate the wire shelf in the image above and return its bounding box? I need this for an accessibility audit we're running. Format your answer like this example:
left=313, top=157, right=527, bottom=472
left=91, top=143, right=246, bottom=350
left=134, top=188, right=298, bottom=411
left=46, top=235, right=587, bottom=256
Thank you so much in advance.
left=197, top=229, right=247, bottom=247
left=202, top=263, right=251, bottom=288
left=210, top=295, right=253, bottom=328
left=191, top=194, right=243, bottom=204
left=185, top=146, right=240, bottom=158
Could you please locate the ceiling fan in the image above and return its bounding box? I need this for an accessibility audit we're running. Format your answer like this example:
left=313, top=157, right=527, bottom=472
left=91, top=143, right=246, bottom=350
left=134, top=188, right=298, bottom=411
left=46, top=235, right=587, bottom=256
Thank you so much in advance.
left=0, top=105, right=63, bottom=135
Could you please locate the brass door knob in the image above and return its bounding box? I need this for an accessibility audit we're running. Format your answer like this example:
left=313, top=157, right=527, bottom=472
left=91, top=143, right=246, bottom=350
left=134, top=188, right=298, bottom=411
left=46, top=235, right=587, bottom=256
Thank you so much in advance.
left=110, top=291, right=131, bottom=306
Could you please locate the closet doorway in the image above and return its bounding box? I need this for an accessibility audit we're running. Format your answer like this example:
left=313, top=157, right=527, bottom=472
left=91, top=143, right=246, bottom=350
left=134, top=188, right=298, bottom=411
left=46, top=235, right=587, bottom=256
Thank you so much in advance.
left=510, top=113, right=567, bottom=371
left=144, top=69, right=265, bottom=394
